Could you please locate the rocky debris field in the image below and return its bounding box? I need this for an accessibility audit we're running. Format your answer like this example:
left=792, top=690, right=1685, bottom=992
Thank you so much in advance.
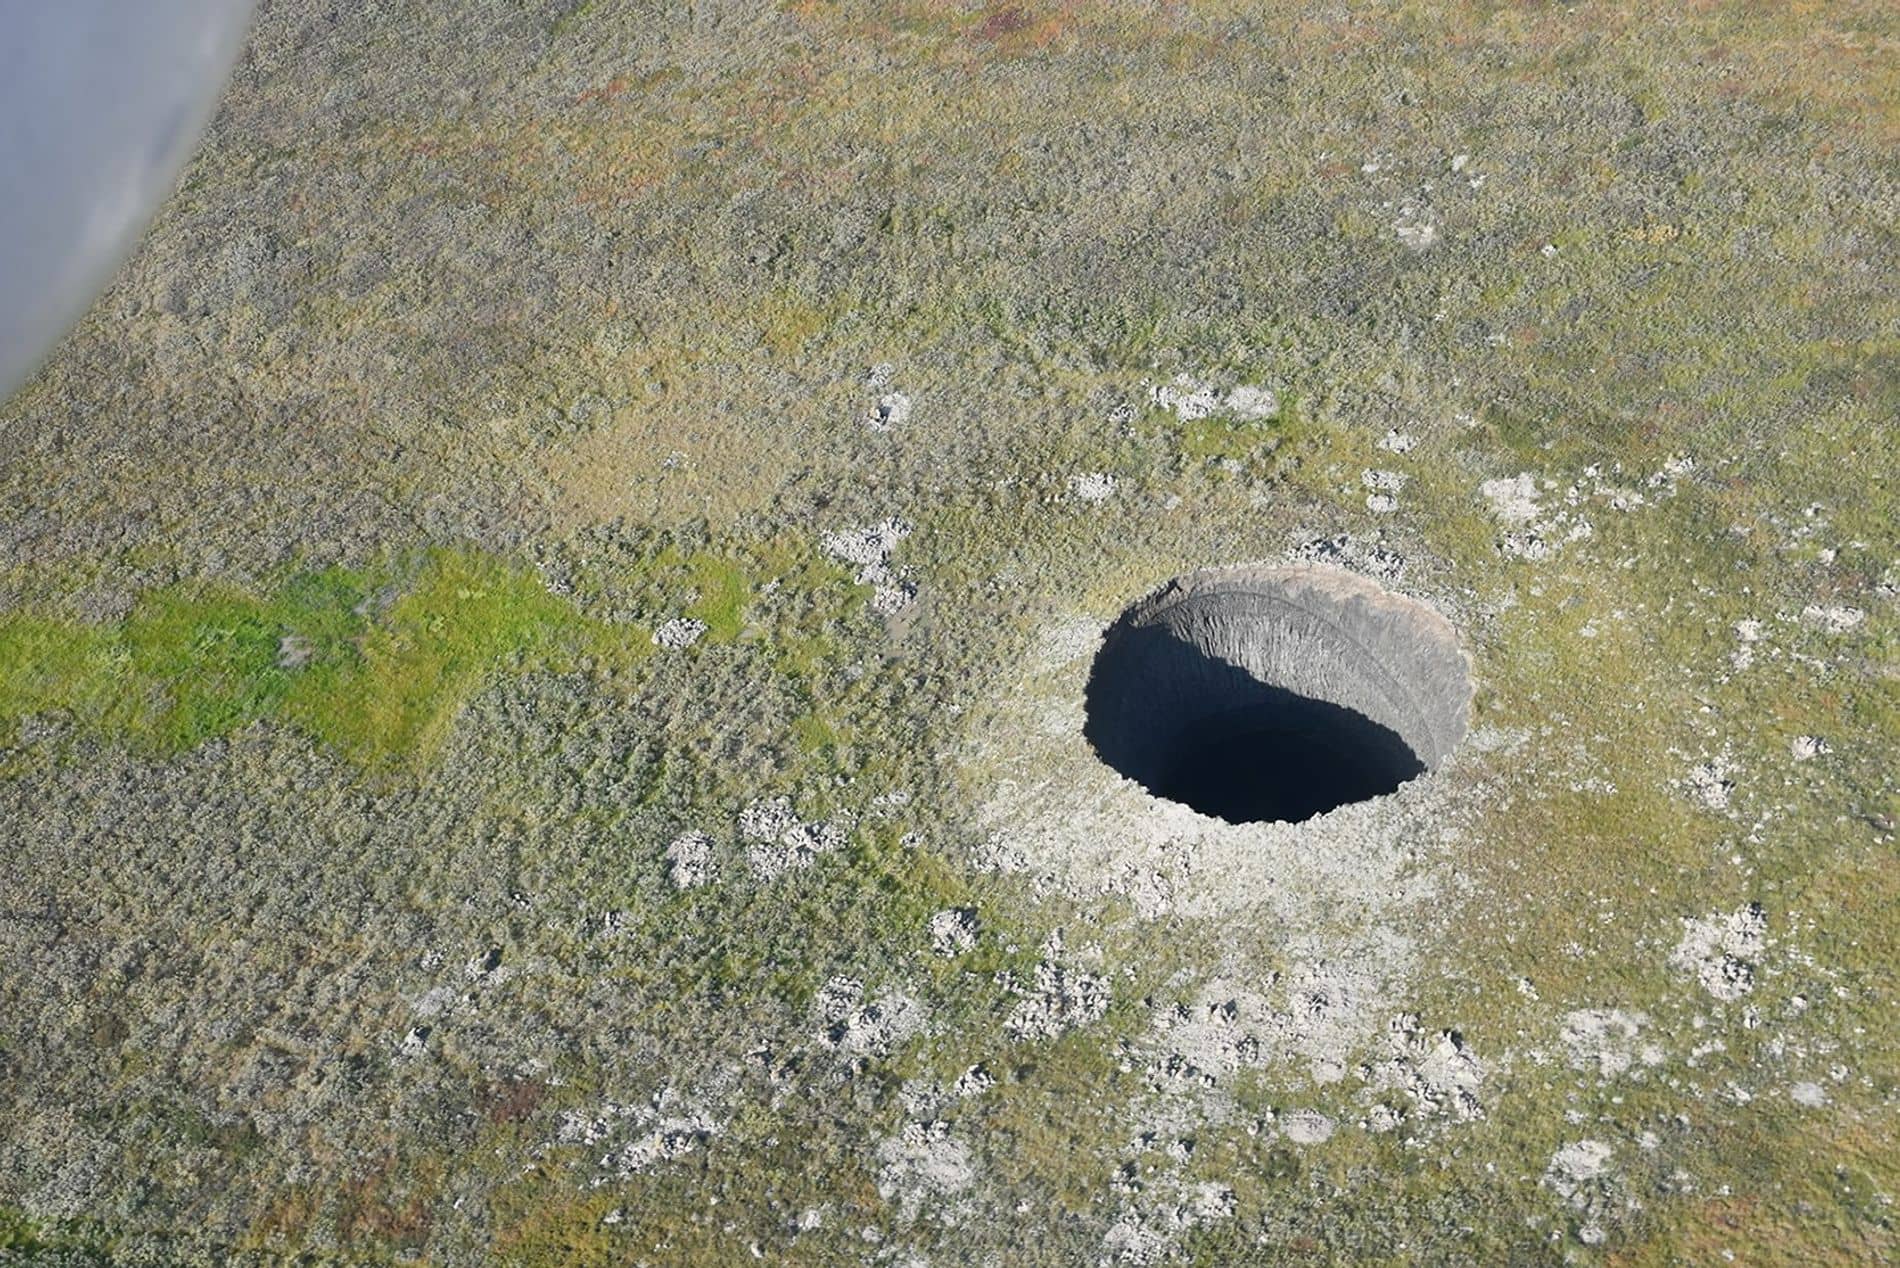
left=1, top=1, right=1896, bottom=1264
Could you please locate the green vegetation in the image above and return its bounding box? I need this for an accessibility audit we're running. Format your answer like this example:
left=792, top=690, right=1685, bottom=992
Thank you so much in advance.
left=1, top=0, right=1896, bottom=1263
left=0, top=617, right=126, bottom=732
left=683, top=553, right=749, bottom=643
left=0, top=551, right=570, bottom=766
left=0, top=542, right=877, bottom=771
left=282, top=553, right=576, bottom=766
left=0, top=1207, right=106, bottom=1263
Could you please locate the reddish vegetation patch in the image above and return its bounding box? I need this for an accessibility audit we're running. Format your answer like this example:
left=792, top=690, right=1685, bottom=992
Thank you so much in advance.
left=481, top=1076, right=546, bottom=1125
left=249, top=1185, right=322, bottom=1248
left=336, top=1153, right=439, bottom=1251
left=576, top=75, right=635, bottom=106
left=972, top=3, right=1071, bottom=53
left=978, top=6, right=1033, bottom=40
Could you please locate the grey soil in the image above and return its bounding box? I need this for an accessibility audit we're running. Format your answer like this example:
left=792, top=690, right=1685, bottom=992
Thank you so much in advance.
left=1084, top=566, right=1471, bottom=823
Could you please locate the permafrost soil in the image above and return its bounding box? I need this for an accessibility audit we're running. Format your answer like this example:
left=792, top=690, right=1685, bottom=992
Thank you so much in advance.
left=1085, top=566, right=1470, bottom=823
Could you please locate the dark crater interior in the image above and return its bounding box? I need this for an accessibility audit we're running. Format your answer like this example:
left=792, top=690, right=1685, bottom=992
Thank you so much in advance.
left=1084, top=566, right=1471, bottom=825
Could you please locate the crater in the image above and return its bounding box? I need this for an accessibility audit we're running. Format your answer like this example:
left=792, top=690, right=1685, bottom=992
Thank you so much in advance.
left=1083, top=566, right=1471, bottom=825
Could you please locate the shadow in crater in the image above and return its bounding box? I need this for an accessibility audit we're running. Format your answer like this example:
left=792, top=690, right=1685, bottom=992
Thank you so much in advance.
left=1084, top=623, right=1425, bottom=826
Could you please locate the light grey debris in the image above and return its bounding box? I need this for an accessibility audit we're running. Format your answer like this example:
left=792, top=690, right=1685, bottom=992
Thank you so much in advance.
left=951, top=1064, right=995, bottom=1098
left=1409, top=1027, right=1486, bottom=1119
left=601, top=1111, right=721, bottom=1179
left=1544, top=1139, right=1614, bottom=1203
left=1149, top=375, right=1220, bottom=421
left=1481, top=474, right=1543, bottom=525
left=1362, top=1014, right=1486, bottom=1122
left=1069, top=472, right=1117, bottom=503
left=1378, top=429, right=1417, bottom=453
left=1800, top=604, right=1866, bottom=634
left=1480, top=472, right=1592, bottom=558
left=1685, top=757, right=1739, bottom=812
left=1560, top=1009, right=1661, bottom=1077
left=740, top=796, right=800, bottom=843
left=1149, top=374, right=1277, bottom=422
left=410, top=984, right=458, bottom=1019
left=1655, top=454, right=1696, bottom=481
left=1223, top=384, right=1279, bottom=419
left=869, top=582, right=916, bottom=616
left=815, top=976, right=864, bottom=1025
left=865, top=391, right=912, bottom=432
left=1291, top=534, right=1407, bottom=582
left=1362, top=468, right=1408, bottom=493
left=1395, top=217, right=1438, bottom=250
left=664, top=831, right=714, bottom=889
left=927, top=908, right=979, bottom=957
left=1187, top=1183, right=1237, bottom=1222
left=1732, top=619, right=1767, bottom=670
left=464, top=945, right=504, bottom=981
left=1671, top=904, right=1767, bottom=1002
left=970, top=831, right=1028, bottom=874
left=1499, top=529, right=1552, bottom=560
left=752, top=819, right=843, bottom=878
left=875, top=1120, right=975, bottom=1220
left=1365, top=1104, right=1405, bottom=1133
left=1142, top=988, right=1269, bottom=1087
left=1101, top=1181, right=1237, bottom=1265
left=741, top=796, right=845, bottom=879
left=821, top=519, right=912, bottom=571
left=822, top=517, right=915, bottom=615
left=276, top=634, right=314, bottom=669
left=1790, top=1081, right=1828, bottom=1108
left=558, top=1088, right=724, bottom=1182
left=1281, top=1109, right=1336, bottom=1145
left=1101, top=1212, right=1171, bottom=1265
left=1006, top=960, right=1111, bottom=1040
left=830, top=991, right=928, bottom=1059
left=652, top=616, right=708, bottom=649
left=1790, top=734, right=1830, bottom=761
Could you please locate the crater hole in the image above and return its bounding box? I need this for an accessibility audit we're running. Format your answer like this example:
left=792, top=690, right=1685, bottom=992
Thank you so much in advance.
left=1083, top=566, right=1471, bottom=825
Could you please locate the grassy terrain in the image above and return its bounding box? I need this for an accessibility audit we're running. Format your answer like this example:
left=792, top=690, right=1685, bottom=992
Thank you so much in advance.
left=0, top=0, right=1895, bottom=1263
left=3, top=552, right=594, bottom=767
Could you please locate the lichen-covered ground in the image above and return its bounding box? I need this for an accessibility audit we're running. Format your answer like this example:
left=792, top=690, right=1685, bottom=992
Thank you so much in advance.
left=2, top=2, right=1896, bottom=1263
